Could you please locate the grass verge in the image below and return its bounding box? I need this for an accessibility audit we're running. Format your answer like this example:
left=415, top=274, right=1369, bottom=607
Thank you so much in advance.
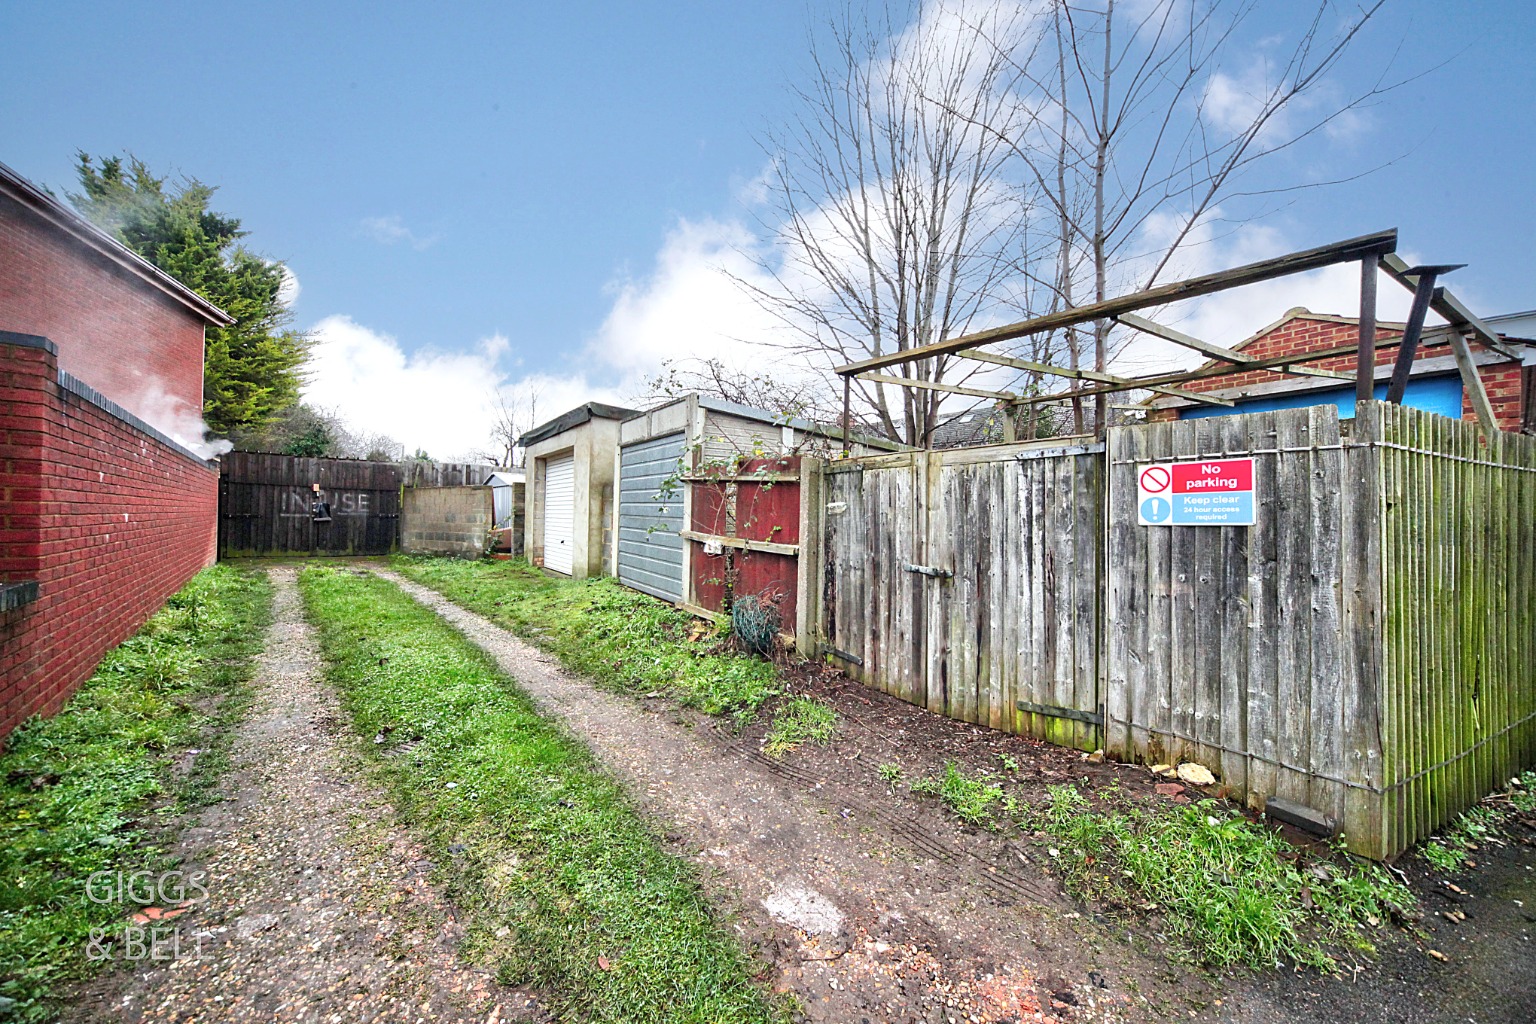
left=391, top=556, right=781, bottom=720
left=1023, top=783, right=1413, bottom=970
left=0, top=565, right=270, bottom=1022
left=298, top=566, right=788, bottom=1024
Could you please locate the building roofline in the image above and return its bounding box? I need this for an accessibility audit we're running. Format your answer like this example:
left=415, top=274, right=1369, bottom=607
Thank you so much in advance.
left=519, top=401, right=638, bottom=447
left=0, top=159, right=235, bottom=327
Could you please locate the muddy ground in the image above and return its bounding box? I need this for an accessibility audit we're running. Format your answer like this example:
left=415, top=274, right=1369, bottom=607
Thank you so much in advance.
left=381, top=568, right=1536, bottom=1024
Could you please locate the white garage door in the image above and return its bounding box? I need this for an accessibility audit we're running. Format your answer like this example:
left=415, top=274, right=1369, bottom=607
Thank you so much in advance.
left=542, top=455, right=575, bottom=575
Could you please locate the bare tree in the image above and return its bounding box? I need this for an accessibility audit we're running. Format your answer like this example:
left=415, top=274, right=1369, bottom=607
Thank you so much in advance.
left=476, top=382, right=542, bottom=468
left=741, top=0, right=1055, bottom=446
left=981, top=0, right=1396, bottom=429
left=631, top=357, right=838, bottom=422
left=750, top=0, right=1401, bottom=440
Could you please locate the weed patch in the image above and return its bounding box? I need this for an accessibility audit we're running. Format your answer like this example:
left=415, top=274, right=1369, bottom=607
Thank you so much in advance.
left=763, top=696, right=837, bottom=757
left=1418, top=771, right=1536, bottom=874
left=393, top=557, right=781, bottom=718
left=298, top=567, right=787, bottom=1024
left=1024, top=784, right=1413, bottom=970
left=0, top=566, right=269, bottom=1022
left=909, top=761, right=1009, bottom=827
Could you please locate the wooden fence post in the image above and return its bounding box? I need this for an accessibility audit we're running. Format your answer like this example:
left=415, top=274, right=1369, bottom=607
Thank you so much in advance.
left=796, top=457, right=826, bottom=658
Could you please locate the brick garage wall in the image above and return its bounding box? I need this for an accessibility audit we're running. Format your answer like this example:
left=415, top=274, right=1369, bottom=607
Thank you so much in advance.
left=0, top=335, right=217, bottom=741
left=0, top=190, right=208, bottom=427
left=1148, top=315, right=1526, bottom=428
left=401, top=486, right=493, bottom=559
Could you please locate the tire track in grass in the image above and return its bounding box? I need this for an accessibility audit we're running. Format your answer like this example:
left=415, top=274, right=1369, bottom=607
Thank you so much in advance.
left=377, top=567, right=1100, bottom=1024
left=68, top=565, right=541, bottom=1024
left=298, top=566, right=789, bottom=1024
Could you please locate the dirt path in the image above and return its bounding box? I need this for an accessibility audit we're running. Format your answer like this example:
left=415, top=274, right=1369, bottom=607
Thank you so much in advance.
left=69, top=566, right=545, bottom=1024
left=378, top=568, right=1157, bottom=1024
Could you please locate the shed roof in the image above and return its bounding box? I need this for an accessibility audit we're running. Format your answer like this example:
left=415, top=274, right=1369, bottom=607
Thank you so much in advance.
left=518, top=401, right=637, bottom=447
left=0, top=160, right=235, bottom=327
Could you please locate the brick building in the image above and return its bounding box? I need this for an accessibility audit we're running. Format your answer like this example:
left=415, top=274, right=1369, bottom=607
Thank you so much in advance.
left=1144, top=307, right=1534, bottom=431
left=0, top=160, right=232, bottom=741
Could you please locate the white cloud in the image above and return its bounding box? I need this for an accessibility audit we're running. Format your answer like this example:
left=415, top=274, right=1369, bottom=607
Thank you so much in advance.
left=586, top=216, right=812, bottom=382
left=276, top=265, right=301, bottom=308
left=360, top=214, right=438, bottom=250
left=302, top=316, right=627, bottom=462
left=1108, top=214, right=1428, bottom=375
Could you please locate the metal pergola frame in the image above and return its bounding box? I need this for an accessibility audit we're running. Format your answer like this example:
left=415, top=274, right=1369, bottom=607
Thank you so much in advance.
left=834, top=229, right=1513, bottom=448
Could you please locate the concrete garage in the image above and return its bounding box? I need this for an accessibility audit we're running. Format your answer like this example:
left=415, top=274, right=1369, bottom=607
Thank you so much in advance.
left=520, top=402, right=634, bottom=579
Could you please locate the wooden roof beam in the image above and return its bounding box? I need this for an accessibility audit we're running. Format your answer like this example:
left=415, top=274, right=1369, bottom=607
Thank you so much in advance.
left=834, top=228, right=1398, bottom=376
left=1114, top=313, right=1258, bottom=365
left=1381, top=253, right=1518, bottom=360
left=1015, top=336, right=1405, bottom=405
left=854, top=372, right=1017, bottom=402
left=959, top=350, right=1233, bottom=407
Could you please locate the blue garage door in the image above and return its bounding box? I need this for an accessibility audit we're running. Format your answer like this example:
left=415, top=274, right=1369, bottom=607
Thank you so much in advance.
left=617, top=432, right=687, bottom=601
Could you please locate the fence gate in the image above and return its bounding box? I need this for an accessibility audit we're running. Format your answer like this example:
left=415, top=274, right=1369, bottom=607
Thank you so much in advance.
left=218, top=452, right=402, bottom=557
left=819, top=443, right=1104, bottom=751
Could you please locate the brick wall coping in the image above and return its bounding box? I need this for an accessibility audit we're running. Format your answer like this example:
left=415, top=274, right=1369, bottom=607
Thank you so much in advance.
left=0, top=329, right=58, bottom=354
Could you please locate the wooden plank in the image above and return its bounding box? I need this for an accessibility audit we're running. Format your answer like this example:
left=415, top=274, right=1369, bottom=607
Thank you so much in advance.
left=677, top=529, right=798, bottom=556
left=1015, top=335, right=1410, bottom=406
left=1074, top=450, right=1101, bottom=752
left=1306, top=405, right=1347, bottom=828
left=1447, top=329, right=1499, bottom=430
left=837, top=229, right=1397, bottom=375
left=1145, top=421, right=1175, bottom=765
left=1273, top=409, right=1313, bottom=806
left=795, top=458, right=825, bottom=657
left=959, top=349, right=1236, bottom=407
left=1217, top=413, right=1252, bottom=798
left=1115, top=313, right=1258, bottom=365
left=856, top=371, right=1015, bottom=402
left=1192, top=417, right=1225, bottom=775
left=1102, top=423, right=1136, bottom=758
left=1341, top=402, right=1385, bottom=855
left=1168, top=420, right=1199, bottom=765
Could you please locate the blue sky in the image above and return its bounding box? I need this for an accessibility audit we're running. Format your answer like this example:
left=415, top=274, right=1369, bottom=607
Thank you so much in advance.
left=3, top=1, right=1533, bottom=457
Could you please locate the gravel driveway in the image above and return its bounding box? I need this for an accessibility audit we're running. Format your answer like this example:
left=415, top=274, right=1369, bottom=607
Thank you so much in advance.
left=69, top=566, right=545, bottom=1023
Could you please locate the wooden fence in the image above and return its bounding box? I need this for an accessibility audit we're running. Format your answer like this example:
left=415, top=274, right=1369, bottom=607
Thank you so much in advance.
left=803, top=403, right=1536, bottom=859
left=219, top=452, right=403, bottom=557
left=1374, top=404, right=1536, bottom=854
left=1102, top=406, right=1377, bottom=844
left=816, top=441, right=1103, bottom=751
left=682, top=458, right=804, bottom=636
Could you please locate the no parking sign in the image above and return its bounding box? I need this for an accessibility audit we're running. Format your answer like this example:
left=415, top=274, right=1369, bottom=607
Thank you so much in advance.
left=1137, top=458, right=1256, bottom=526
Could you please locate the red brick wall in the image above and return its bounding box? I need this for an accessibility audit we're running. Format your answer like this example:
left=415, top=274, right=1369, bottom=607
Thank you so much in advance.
left=1149, top=315, right=1526, bottom=429
left=0, top=192, right=207, bottom=427
left=0, top=337, right=217, bottom=741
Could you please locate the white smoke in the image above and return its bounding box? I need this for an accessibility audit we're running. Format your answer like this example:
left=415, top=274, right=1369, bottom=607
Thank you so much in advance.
left=130, top=383, right=234, bottom=460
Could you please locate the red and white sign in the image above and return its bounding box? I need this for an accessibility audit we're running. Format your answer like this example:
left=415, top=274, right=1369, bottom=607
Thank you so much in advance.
left=1137, top=457, right=1256, bottom=526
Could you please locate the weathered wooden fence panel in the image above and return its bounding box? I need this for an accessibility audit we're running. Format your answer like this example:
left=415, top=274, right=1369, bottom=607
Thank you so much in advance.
left=1103, top=407, right=1384, bottom=845
left=219, top=452, right=403, bottom=557
left=1377, top=403, right=1536, bottom=855
left=684, top=458, right=802, bottom=634
left=807, top=402, right=1535, bottom=858
left=820, top=443, right=1103, bottom=750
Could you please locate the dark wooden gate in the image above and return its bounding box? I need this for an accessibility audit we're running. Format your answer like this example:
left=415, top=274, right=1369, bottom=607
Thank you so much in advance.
left=218, top=452, right=403, bottom=557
